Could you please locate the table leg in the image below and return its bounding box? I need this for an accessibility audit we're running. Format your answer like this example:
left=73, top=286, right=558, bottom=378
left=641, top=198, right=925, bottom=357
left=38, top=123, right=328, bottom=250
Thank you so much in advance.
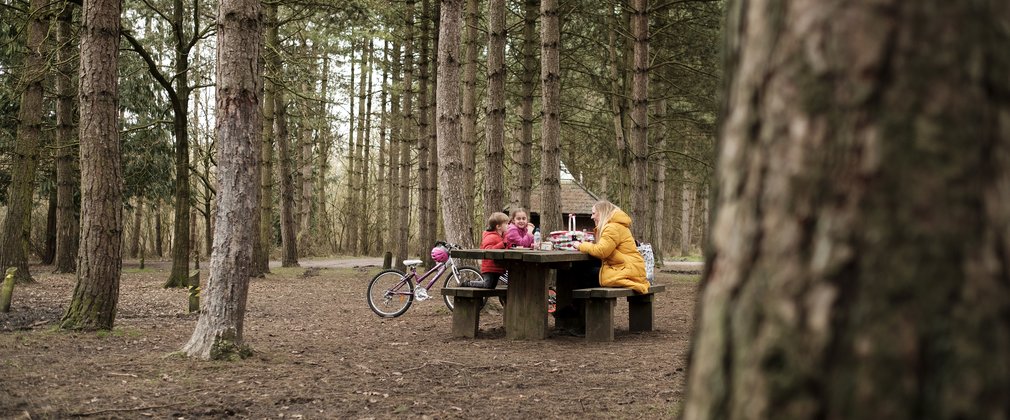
left=505, top=265, right=548, bottom=340
left=554, top=265, right=589, bottom=332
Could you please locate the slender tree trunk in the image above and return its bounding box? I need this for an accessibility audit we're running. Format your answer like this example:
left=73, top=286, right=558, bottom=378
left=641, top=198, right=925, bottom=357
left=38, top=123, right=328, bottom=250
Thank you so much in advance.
left=54, top=3, right=79, bottom=273
left=298, top=52, right=316, bottom=256
left=397, top=2, right=416, bottom=268
left=685, top=2, right=1010, bottom=418
left=607, top=9, right=629, bottom=208
left=61, top=0, right=122, bottom=330
left=485, top=0, right=506, bottom=217
left=418, top=0, right=433, bottom=262
left=42, top=183, right=57, bottom=265
left=0, top=0, right=47, bottom=283
left=387, top=41, right=402, bottom=257
left=345, top=43, right=361, bottom=252
left=513, top=0, right=537, bottom=210
left=165, top=0, right=193, bottom=288
left=630, top=0, right=649, bottom=238
left=130, top=199, right=143, bottom=258
left=461, top=0, right=479, bottom=218
left=650, top=98, right=666, bottom=266
left=680, top=179, right=694, bottom=256
left=316, top=55, right=333, bottom=254
left=360, top=41, right=374, bottom=255
left=538, top=0, right=562, bottom=233
left=257, top=1, right=278, bottom=273
left=276, top=83, right=298, bottom=266
left=183, top=0, right=261, bottom=359
left=426, top=14, right=440, bottom=247
left=155, top=201, right=163, bottom=257
left=376, top=42, right=388, bottom=253
left=352, top=42, right=367, bottom=254
left=435, top=0, right=474, bottom=248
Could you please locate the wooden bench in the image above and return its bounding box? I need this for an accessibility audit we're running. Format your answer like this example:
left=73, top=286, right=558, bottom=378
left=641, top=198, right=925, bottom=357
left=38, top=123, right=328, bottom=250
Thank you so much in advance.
left=440, top=287, right=508, bottom=338
left=572, top=284, right=667, bottom=342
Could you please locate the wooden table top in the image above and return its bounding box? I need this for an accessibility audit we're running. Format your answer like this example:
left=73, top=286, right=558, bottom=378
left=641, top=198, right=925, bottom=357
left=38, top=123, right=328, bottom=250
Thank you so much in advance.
left=451, top=248, right=594, bottom=263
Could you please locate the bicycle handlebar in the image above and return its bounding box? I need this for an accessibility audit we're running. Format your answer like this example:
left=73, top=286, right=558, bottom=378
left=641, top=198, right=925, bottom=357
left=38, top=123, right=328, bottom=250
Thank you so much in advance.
left=435, top=240, right=462, bottom=250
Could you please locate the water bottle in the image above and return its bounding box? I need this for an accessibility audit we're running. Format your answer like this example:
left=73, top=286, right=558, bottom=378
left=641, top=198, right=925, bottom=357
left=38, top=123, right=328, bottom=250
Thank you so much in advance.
left=533, top=229, right=541, bottom=249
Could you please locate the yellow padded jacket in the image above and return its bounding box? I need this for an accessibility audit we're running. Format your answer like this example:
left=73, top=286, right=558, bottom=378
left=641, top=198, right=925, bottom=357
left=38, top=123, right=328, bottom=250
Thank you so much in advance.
left=576, top=209, right=649, bottom=294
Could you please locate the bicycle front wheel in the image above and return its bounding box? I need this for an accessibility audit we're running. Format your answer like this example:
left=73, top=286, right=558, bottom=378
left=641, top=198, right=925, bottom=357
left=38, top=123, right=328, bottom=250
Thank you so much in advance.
left=442, top=266, right=483, bottom=312
left=367, top=269, right=414, bottom=317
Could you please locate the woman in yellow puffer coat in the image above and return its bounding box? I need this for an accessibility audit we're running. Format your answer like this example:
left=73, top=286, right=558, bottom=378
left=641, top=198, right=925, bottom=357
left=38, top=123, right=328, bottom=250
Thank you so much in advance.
left=573, top=200, right=650, bottom=294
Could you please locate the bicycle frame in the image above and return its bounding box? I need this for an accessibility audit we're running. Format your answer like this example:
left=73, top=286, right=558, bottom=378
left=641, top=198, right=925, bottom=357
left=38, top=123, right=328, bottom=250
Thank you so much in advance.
left=393, top=257, right=464, bottom=296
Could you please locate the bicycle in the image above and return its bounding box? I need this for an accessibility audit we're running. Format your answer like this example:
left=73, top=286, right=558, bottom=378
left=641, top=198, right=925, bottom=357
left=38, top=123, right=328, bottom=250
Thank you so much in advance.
left=367, top=242, right=483, bottom=318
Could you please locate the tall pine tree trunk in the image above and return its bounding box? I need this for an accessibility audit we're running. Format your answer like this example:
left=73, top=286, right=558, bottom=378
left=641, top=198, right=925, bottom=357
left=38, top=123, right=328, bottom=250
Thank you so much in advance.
left=165, top=0, right=193, bottom=288
left=61, top=0, right=122, bottom=329
left=375, top=42, right=388, bottom=253
left=54, top=3, right=79, bottom=273
left=538, top=0, right=562, bottom=233
left=512, top=0, right=537, bottom=210
left=0, top=0, right=47, bottom=283
left=426, top=4, right=440, bottom=250
left=387, top=42, right=402, bottom=257
left=436, top=0, right=474, bottom=248
left=257, top=2, right=278, bottom=273
left=461, top=0, right=479, bottom=219
left=360, top=41, right=374, bottom=255
left=679, top=179, right=694, bottom=256
left=418, top=4, right=432, bottom=261
left=276, top=82, right=298, bottom=266
left=684, top=2, right=1010, bottom=418
left=650, top=98, right=666, bottom=266
left=297, top=52, right=316, bottom=256
left=397, top=2, right=417, bottom=269
left=485, top=0, right=506, bottom=217
left=183, top=0, right=260, bottom=359
left=629, top=0, right=649, bottom=239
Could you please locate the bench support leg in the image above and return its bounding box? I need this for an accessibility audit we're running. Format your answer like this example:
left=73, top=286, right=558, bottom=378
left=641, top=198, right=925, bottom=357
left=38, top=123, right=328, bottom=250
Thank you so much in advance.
left=451, top=297, right=481, bottom=338
left=627, top=293, right=655, bottom=332
left=584, top=298, right=615, bottom=342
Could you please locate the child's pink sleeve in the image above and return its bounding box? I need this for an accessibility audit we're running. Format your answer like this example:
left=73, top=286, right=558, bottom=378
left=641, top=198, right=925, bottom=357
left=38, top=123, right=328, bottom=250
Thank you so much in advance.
left=505, top=224, right=533, bottom=247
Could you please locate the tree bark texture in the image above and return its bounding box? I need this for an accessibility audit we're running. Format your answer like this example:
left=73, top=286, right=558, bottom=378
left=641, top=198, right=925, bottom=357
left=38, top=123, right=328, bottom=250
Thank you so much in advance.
left=418, top=1, right=433, bottom=261
left=298, top=55, right=316, bottom=256
left=54, top=3, right=80, bottom=273
left=485, top=0, right=506, bottom=217
left=397, top=2, right=416, bottom=268
left=538, top=0, right=562, bottom=233
left=512, top=0, right=537, bottom=211
left=680, top=179, right=695, bottom=256
left=684, top=2, right=1010, bottom=419
left=462, top=0, right=479, bottom=219
left=388, top=41, right=402, bottom=258
left=276, top=83, right=298, bottom=267
left=362, top=42, right=375, bottom=255
left=376, top=43, right=388, bottom=253
left=165, top=0, right=194, bottom=288
left=426, top=11, right=441, bottom=251
left=257, top=2, right=278, bottom=274
left=630, top=0, right=649, bottom=239
left=436, top=0, right=475, bottom=248
left=0, top=0, right=47, bottom=283
left=183, top=0, right=261, bottom=359
left=650, top=98, right=666, bottom=266
left=61, top=0, right=123, bottom=330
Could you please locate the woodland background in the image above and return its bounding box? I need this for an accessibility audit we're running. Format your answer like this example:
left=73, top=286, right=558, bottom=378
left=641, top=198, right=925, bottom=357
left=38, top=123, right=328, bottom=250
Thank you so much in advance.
left=0, top=0, right=720, bottom=285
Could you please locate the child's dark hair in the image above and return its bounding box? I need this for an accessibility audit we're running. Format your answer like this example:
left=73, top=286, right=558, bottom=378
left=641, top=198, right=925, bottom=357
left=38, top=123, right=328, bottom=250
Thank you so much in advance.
left=486, top=212, right=509, bottom=232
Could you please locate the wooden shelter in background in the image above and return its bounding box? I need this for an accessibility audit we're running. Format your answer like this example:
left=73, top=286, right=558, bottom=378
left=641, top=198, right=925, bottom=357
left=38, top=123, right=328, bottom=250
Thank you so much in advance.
left=506, top=163, right=600, bottom=232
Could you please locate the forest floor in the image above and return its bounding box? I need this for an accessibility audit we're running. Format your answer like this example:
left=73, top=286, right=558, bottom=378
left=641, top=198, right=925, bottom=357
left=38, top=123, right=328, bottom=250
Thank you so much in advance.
left=0, top=259, right=698, bottom=419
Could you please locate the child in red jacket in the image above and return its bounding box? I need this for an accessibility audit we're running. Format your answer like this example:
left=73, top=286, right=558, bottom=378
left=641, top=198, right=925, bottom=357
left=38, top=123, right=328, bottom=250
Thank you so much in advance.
left=461, top=212, right=509, bottom=288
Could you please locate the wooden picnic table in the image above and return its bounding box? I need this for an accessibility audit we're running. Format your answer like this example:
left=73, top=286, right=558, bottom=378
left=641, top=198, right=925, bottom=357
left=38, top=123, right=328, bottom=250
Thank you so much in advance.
left=450, top=248, right=595, bottom=340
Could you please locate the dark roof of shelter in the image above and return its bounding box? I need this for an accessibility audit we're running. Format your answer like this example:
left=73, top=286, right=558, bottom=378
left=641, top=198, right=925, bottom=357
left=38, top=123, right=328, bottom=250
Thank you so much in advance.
left=513, top=179, right=600, bottom=215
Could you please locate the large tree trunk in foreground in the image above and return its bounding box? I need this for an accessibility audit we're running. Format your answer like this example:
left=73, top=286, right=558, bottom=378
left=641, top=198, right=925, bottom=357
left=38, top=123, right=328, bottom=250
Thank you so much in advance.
left=485, top=0, right=506, bottom=217
left=183, top=0, right=261, bottom=360
left=435, top=0, right=474, bottom=248
left=629, top=0, right=649, bottom=239
left=684, top=2, right=1010, bottom=419
left=396, top=1, right=415, bottom=269
left=538, top=0, right=562, bottom=233
left=60, top=0, right=123, bottom=330
left=511, top=0, right=536, bottom=210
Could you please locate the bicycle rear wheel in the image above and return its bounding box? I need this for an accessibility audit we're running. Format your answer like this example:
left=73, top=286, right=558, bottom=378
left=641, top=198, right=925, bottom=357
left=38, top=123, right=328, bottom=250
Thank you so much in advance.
left=367, top=269, right=414, bottom=317
left=442, top=266, right=482, bottom=312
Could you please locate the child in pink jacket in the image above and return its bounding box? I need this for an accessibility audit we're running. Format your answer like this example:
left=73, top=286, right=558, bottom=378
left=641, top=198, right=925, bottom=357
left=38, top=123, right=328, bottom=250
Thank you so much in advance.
left=505, top=208, right=535, bottom=248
